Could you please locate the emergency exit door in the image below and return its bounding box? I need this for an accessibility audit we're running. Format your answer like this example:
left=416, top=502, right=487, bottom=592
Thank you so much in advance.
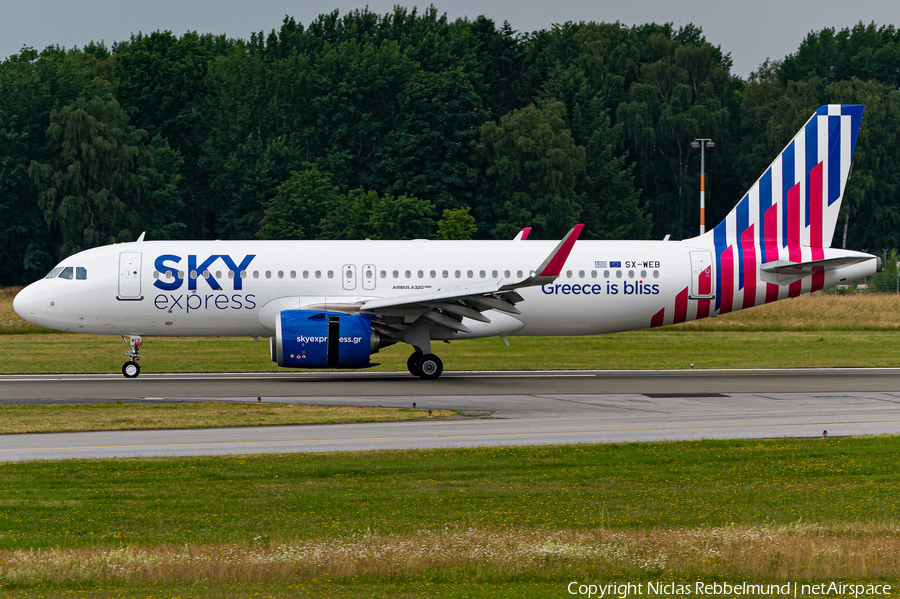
left=690, top=251, right=714, bottom=299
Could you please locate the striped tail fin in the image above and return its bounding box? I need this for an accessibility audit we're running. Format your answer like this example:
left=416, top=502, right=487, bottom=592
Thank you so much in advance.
left=707, top=104, right=865, bottom=313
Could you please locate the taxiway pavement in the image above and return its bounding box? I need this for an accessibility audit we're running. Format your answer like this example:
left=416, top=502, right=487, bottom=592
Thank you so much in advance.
left=2, top=369, right=899, bottom=461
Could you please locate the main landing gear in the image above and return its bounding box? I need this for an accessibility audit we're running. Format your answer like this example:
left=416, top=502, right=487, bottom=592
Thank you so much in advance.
left=407, top=351, right=443, bottom=380
left=122, top=335, right=143, bottom=378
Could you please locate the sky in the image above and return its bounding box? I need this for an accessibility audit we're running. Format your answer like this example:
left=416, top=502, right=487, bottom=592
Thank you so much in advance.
left=1, top=0, right=899, bottom=79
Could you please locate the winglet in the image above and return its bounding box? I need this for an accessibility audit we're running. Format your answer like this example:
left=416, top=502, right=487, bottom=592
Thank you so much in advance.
left=502, top=224, right=584, bottom=290
left=535, top=224, right=583, bottom=277
left=513, top=227, right=532, bottom=241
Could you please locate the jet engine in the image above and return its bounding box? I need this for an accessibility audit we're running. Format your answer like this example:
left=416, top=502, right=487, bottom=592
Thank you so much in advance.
left=270, top=310, right=391, bottom=369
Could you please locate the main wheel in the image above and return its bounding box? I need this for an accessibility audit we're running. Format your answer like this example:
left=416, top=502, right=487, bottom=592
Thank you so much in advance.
left=122, top=360, right=141, bottom=378
left=407, top=351, right=423, bottom=376
left=415, top=354, right=443, bottom=380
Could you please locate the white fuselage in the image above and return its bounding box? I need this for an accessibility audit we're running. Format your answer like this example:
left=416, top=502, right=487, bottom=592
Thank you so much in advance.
left=13, top=238, right=879, bottom=339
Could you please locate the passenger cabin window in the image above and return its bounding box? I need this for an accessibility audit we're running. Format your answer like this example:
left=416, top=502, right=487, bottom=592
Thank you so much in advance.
left=265, top=270, right=271, bottom=279
left=290, top=271, right=296, bottom=279
left=479, top=270, right=486, bottom=278
left=566, top=270, right=573, bottom=278
left=327, top=270, right=334, bottom=279
left=455, top=270, right=461, bottom=278
left=252, top=271, right=259, bottom=279
left=579, top=270, right=585, bottom=278
left=430, top=270, right=436, bottom=278
left=492, top=270, right=498, bottom=278
left=315, top=270, right=321, bottom=279
left=405, top=270, right=411, bottom=278
left=303, top=271, right=309, bottom=278
left=591, top=270, right=597, bottom=278
left=467, top=270, right=474, bottom=278
left=417, top=270, right=424, bottom=278
left=504, top=270, right=511, bottom=278
left=517, top=270, right=523, bottom=278
left=392, top=270, right=399, bottom=278
left=216, top=271, right=222, bottom=279
left=380, top=270, right=386, bottom=279
left=228, top=271, right=235, bottom=279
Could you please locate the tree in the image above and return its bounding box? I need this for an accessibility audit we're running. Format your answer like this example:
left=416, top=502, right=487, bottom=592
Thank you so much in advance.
left=258, top=166, right=342, bottom=239
left=436, top=207, right=477, bottom=239
left=28, top=96, right=155, bottom=257
left=369, top=69, right=489, bottom=212
left=617, top=29, right=732, bottom=239
left=471, top=102, right=585, bottom=239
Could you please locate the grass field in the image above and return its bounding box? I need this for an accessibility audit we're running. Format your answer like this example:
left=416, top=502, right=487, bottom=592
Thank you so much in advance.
left=0, top=438, right=898, bottom=597
left=0, top=403, right=456, bottom=434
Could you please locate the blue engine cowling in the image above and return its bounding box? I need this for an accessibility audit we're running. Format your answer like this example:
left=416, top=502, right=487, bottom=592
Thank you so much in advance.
left=271, top=310, right=380, bottom=369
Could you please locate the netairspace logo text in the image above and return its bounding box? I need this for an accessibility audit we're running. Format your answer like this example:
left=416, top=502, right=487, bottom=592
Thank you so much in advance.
left=567, top=581, right=892, bottom=598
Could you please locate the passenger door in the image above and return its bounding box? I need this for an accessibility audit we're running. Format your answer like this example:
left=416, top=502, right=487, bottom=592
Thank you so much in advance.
left=118, top=252, right=143, bottom=300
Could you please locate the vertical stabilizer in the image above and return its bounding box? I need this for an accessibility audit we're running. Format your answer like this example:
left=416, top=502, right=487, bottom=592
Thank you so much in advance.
left=707, top=104, right=864, bottom=311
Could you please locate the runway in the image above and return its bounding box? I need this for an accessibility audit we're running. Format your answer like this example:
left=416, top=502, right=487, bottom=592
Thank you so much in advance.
left=2, top=369, right=900, bottom=461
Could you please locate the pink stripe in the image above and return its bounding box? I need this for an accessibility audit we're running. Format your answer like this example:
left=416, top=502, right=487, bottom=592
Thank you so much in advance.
left=810, top=162, right=824, bottom=249
left=787, top=183, right=802, bottom=298
left=810, top=162, right=826, bottom=292
left=764, top=204, right=778, bottom=264
left=650, top=307, right=665, bottom=328
left=763, top=204, right=779, bottom=303
left=696, top=299, right=710, bottom=320
left=719, top=245, right=734, bottom=315
left=741, top=225, right=757, bottom=309
left=673, top=287, right=688, bottom=324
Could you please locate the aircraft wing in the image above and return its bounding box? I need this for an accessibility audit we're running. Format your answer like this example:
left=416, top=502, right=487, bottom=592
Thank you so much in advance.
left=359, top=225, right=583, bottom=336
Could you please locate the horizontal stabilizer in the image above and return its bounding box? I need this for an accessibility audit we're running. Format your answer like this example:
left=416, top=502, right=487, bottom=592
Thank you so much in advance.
left=760, top=255, right=877, bottom=285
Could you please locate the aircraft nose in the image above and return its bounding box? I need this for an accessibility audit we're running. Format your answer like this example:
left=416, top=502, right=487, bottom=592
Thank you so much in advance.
left=13, top=285, right=36, bottom=322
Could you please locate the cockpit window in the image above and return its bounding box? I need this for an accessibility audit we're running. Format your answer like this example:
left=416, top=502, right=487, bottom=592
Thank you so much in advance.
left=45, top=267, right=64, bottom=279
left=58, top=267, right=74, bottom=280
left=76, top=267, right=87, bottom=280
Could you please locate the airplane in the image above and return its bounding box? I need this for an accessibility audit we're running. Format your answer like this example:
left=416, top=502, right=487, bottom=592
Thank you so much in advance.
left=13, top=104, right=881, bottom=379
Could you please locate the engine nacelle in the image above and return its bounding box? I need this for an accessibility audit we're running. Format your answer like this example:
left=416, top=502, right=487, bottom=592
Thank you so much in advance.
left=270, top=310, right=388, bottom=369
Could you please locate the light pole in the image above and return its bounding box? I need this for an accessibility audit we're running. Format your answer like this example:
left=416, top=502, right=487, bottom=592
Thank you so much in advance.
left=691, top=138, right=715, bottom=235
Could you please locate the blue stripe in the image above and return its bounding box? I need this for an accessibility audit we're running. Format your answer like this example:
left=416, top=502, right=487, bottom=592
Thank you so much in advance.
left=782, top=142, right=795, bottom=247
left=805, top=116, right=818, bottom=227
left=759, top=169, right=772, bottom=263
left=842, top=105, right=864, bottom=157
left=828, top=115, right=841, bottom=206
left=736, top=196, right=749, bottom=290
left=713, top=222, right=727, bottom=311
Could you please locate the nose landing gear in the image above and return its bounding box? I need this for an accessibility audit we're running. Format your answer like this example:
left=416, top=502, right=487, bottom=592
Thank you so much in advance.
left=122, top=335, right=143, bottom=378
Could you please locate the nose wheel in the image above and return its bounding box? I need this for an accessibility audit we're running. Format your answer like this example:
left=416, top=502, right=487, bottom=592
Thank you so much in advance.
left=121, top=335, right=143, bottom=378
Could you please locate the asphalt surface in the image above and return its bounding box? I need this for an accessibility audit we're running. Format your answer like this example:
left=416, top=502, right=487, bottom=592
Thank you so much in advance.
left=2, top=369, right=900, bottom=461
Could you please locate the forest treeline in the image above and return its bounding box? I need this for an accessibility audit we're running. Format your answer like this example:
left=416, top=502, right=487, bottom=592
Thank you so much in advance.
left=2, top=7, right=900, bottom=285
